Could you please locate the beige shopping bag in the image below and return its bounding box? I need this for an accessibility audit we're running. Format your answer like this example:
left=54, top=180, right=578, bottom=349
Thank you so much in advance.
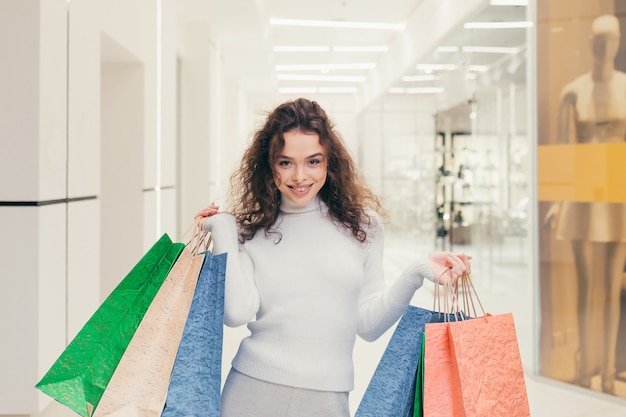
left=91, top=240, right=205, bottom=417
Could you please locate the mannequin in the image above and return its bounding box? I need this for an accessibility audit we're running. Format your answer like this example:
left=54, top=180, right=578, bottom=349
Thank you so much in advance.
left=546, top=14, right=626, bottom=395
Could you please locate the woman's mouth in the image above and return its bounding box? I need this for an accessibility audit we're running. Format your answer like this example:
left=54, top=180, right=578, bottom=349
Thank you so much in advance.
left=289, top=184, right=312, bottom=196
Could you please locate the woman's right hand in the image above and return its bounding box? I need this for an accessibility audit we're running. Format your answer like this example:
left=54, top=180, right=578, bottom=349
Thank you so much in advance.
left=195, top=202, right=220, bottom=230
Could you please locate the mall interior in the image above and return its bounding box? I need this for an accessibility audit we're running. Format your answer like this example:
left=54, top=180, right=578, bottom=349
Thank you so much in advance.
left=2, top=0, right=626, bottom=416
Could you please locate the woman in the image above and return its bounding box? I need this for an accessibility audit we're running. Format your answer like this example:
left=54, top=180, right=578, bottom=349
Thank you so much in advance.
left=196, top=98, right=471, bottom=416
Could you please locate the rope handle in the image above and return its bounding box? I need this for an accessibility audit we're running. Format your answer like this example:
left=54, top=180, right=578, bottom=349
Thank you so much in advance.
left=178, top=221, right=213, bottom=255
left=432, top=269, right=485, bottom=321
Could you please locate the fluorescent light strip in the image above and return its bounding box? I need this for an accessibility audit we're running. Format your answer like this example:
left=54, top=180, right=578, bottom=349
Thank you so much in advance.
left=333, top=46, right=388, bottom=52
left=437, top=46, right=460, bottom=52
left=416, top=63, right=457, bottom=72
left=464, top=21, right=533, bottom=29
left=437, top=45, right=520, bottom=54
left=464, top=46, right=520, bottom=53
left=402, top=74, right=438, bottom=82
left=278, top=86, right=358, bottom=94
left=415, top=63, right=488, bottom=73
left=389, top=87, right=443, bottom=94
left=274, top=46, right=330, bottom=52
left=277, top=74, right=366, bottom=82
left=273, top=45, right=388, bottom=53
left=275, top=63, right=376, bottom=71
left=490, top=0, right=528, bottom=5
left=468, top=65, right=489, bottom=72
left=270, top=18, right=405, bottom=30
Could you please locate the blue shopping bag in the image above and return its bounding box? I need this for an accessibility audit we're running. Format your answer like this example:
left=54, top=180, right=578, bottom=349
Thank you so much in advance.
left=161, top=250, right=227, bottom=417
left=356, top=306, right=468, bottom=417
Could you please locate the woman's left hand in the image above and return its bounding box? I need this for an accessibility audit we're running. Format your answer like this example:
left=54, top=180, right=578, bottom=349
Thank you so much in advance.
left=427, top=252, right=471, bottom=285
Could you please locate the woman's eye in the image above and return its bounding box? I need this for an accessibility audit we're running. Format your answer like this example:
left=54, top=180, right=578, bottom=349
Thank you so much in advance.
left=278, top=160, right=291, bottom=167
left=308, top=159, right=321, bottom=165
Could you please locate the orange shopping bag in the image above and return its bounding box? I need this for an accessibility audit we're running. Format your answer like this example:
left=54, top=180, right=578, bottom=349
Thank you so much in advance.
left=423, top=320, right=466, bottom=417
left=422, top=274, right=530, bottom=417
left=447, top=312, right=530, bottom=417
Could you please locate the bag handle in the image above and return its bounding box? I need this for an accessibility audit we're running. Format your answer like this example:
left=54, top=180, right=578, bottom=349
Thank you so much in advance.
left=432, top=270, right=486, bottom=321
left=459, top=273, right=486, bottom=318
left=178, top=222, right=213, bottom=255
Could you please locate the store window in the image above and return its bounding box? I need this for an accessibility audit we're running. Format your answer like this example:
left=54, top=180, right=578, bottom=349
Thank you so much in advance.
left=357, top=1, right=531, bottom=288
left=537, top=0, right=626, bottom=398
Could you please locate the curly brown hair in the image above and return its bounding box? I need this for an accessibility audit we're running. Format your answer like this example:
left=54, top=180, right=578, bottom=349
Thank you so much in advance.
left=227, top=98, right=385, bottom=243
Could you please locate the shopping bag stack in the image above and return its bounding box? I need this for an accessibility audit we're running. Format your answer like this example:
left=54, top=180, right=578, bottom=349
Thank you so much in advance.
left=36, top=227, right=227, bottom=417
left=356, top=273, right=531, bottom=417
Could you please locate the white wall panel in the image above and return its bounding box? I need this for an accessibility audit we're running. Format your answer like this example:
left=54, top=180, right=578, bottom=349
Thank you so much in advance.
left=160, top=187, right=178, bottom=241
left=177, top=22, right=213, bottom=233
left=38, top=0, right=69, bottom=202
left=67, top=0, right=101, bottom=199
left=36, top=204, right=68, bottom=412
left=0, top=204, right=66, bottom=413
left=0, top=207, right=40, bottom=412
left=159, top=0, right=179, bottom=189
left=0, top=0, right=41, bottom=201
left=98, top=1, right=158, bottom=192
left=66, top=199, right=100, bottom=338
left=143, top=190, right=157, bottom=250
left=100, top=62, right=145, bottom=298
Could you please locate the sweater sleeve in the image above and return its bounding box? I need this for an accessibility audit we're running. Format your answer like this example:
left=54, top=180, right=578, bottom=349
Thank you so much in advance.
left=356, top=218, right=433, bottom=342
left=203, top=213, right=260, bottom=327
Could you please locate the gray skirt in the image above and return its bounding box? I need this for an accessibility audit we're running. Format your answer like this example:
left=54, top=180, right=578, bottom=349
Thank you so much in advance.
left=220, top=368, right=350, bottom=417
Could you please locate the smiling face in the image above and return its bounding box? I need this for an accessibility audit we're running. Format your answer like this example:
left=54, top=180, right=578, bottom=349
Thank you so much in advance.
left=273, top=130, right=327, bottom=207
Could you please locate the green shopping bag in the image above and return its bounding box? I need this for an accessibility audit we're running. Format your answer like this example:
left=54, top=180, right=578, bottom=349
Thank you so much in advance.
left=413, top=335, right=426, bottom=417
left=36, top=233, right=184, bottom=417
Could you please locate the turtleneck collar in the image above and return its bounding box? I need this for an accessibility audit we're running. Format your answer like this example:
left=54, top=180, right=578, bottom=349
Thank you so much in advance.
left=279, top=194, right=323, bottom=214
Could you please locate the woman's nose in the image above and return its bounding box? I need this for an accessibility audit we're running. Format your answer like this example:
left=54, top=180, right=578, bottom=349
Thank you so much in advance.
left=292, top=166, right=306, bottom=182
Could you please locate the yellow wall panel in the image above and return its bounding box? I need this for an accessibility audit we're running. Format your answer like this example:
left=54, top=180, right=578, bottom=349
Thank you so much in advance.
left=538, top=143, right=626, bottom=202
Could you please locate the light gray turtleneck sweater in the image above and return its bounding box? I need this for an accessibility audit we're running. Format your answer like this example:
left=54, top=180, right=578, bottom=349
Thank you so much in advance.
left=203, top=196, right=432, bottom=392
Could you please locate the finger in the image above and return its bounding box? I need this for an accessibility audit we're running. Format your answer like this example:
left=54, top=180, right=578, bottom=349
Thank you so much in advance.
left=455, top=253, right=472, bottom=273
left=446, top=254, right=465, bottom=277
left=435, top=268, right=453, bottom=285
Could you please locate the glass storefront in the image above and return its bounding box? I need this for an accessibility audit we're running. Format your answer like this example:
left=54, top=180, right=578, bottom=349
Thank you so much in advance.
left=357, top=0, right=626, bottom=401
left=537, top=0, right=626, bottom=398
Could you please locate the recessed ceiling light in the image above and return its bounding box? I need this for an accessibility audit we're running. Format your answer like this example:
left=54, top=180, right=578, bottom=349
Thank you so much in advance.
left=275, top=63, right=376, bottom=71
left=278, top=86, right=358, bottom=94
left=464, top=21, right=533, bottom=29
left=463, top=46, right=520, bottom=54
left=468, top=65, right=489, bottom=72
left=489, top=0, right=528, bottom=5
left=388, top=87, right=443, bottom=94
left=270, top=18, right=405, bottom=30
left=332, top=46, right=389, bottom=52
left=402, top=74, right=438, bottom=82
left=276, top=74, right=366, bottom=82
left=416, top=64, right=457, bottom=72
left=437, top=46, right=460, bottom=53
left=272, top=45, right=388, bottom=53
left=415, top=63, right=489, bottom=73
left=273, top=46, right=331, bottom=52
left=438, top=46, right=520, bottom=54
left=279, top=87, right=317, bottom=94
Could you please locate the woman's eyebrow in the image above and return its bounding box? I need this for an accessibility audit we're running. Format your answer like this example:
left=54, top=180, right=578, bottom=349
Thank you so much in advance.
left=276, top=152, right=325, bottom=160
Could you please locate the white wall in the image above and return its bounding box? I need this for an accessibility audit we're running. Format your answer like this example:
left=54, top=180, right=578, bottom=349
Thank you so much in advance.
left=0, top=0, right=206, bottom=414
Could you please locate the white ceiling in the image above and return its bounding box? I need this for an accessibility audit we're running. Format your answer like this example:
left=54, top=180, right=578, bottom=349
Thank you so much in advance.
left=179, top=0, right=529, bottom=110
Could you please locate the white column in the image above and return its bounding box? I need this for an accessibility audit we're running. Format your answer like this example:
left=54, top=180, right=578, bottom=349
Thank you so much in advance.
left=0, top=0, right=69, bottom=414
